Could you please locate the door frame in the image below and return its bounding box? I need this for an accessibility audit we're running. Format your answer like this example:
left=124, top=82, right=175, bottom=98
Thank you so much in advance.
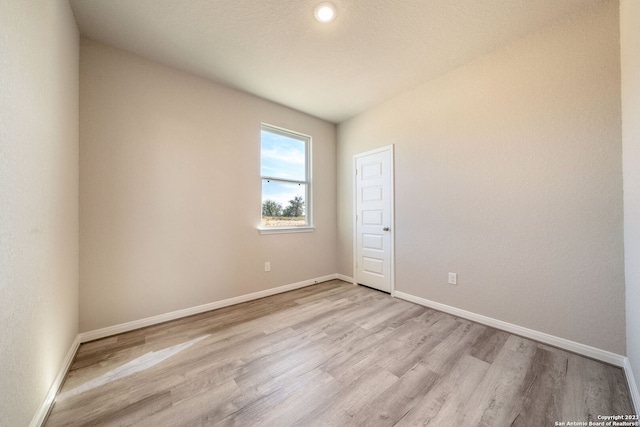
left=352, top=144, right=395, bottom=296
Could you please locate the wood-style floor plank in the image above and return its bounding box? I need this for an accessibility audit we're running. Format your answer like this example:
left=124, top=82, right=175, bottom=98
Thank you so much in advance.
left=45, top=280, right=635, bottom=426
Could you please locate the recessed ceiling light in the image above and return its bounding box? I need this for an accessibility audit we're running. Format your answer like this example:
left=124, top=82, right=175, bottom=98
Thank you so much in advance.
left=314, top=2, right=336, bottom=23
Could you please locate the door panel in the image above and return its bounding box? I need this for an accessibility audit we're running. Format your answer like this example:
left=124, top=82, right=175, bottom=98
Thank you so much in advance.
left=363, top=257, right=384, bottom=275
left=362, top=234, right=383, bottom=250
left=362, top=210, right=383, bottom=225
left=362, top=186, right=383, bottom=201
left=355, top=147, right=393, bottom=293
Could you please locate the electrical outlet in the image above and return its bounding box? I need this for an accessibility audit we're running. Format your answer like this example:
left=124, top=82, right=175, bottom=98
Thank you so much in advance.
left=265, top=262, right=271, bottom=272
left=448, top=272, right=457, bottom=285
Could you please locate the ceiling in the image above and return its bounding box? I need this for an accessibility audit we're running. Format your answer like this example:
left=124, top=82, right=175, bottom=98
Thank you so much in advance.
left=69, top=0, right=603, bottom=123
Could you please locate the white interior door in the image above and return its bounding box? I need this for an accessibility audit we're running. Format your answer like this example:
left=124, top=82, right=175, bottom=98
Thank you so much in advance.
left=354, top=146, right=394, bottom=293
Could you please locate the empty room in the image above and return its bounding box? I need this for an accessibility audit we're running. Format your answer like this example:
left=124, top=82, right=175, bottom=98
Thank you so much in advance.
left=1, top=0, right=640, bottom=425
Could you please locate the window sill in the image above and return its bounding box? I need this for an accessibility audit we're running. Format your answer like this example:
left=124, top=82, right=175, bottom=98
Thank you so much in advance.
left=258, top=226, right=315, bottom=235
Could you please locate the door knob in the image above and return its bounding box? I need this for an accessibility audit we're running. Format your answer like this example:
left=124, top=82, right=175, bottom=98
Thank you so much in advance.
left=383, top=227, right=390, bottom=231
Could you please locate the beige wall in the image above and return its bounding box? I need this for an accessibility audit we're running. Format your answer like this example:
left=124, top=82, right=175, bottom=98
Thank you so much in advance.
left=79, top=39, right=337, bottom=332
left=338, top=1, right=625, bottom=353
left=0, top=0, right=79, bottom=425
left=621, top=0, right=640, bottom=403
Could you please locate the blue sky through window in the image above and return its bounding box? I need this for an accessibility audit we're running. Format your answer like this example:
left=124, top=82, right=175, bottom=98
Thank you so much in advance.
left=260, top=130, right=305, bottom=181
left=261, top=129, right=307, bottom=214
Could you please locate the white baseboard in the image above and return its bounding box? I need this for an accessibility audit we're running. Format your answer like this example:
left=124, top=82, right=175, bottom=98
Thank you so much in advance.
left=624, top=357, right=640, bottom=414
left=394, top=291, right=626, bottom=367
left=336, top=274, right=354, bottom=283
left=79, top=274, right=337, bottom=343
left=30, top=335, right=81, bottom=427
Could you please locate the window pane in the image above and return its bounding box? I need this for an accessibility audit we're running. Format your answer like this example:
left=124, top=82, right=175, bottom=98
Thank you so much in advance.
left=262, top=180, right=306, bottom=226
left=260, top=130, right=306, bottom=181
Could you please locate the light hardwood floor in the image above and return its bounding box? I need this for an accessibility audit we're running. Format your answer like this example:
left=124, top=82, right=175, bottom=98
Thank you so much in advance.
left=46, top=280, right=635, bottom=426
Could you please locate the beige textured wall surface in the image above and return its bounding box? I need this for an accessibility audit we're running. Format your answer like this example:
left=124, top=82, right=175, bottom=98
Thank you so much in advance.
left=0, top=0, right=79, bottom=425
left=79, top=39, right=337, bottom=332
left=338, top=1, right=625, bottom=353
left=621, top=0, right=640, bottom=400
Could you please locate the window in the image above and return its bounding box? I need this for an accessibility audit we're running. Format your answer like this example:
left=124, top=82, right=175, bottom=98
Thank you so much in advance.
left=260, top=124, right=312, bottom=233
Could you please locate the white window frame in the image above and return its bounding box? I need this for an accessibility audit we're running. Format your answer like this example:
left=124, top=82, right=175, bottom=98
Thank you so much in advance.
left=258, top=123, right=314, bottom=235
